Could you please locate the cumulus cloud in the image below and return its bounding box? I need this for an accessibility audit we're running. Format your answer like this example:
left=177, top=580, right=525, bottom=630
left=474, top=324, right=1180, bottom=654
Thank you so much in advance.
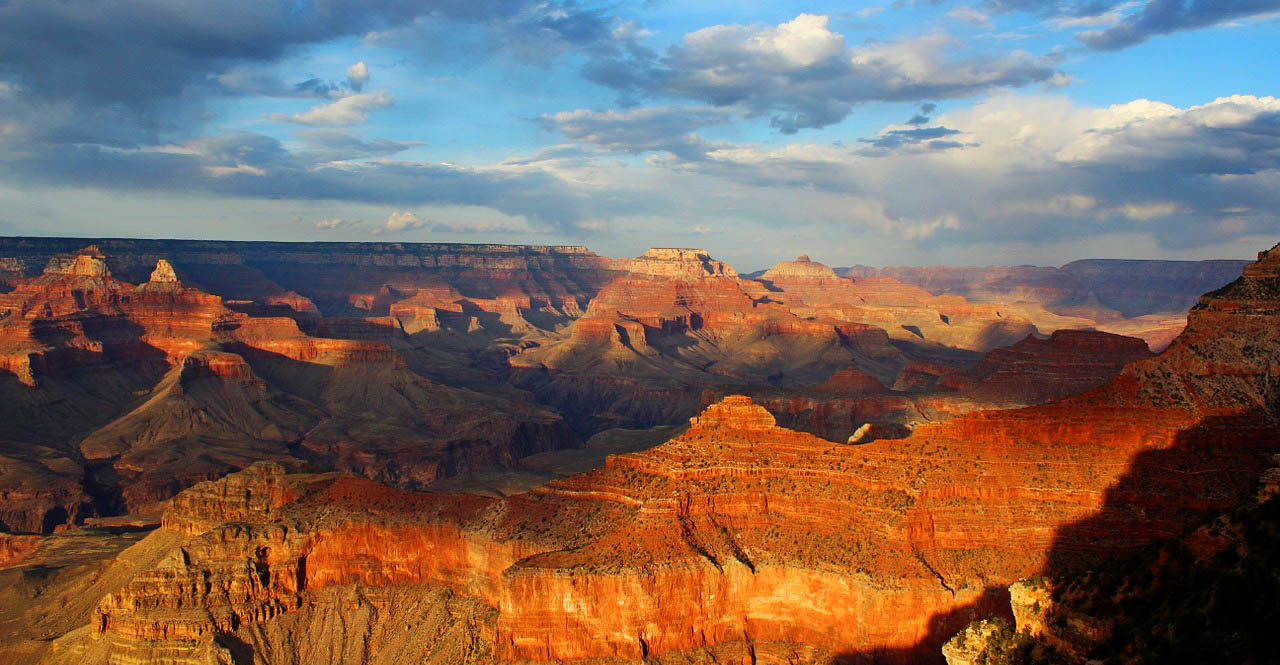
left=0, top=0, right=624, bottom=150
left=584, top=14, right=1062, bottom=132
left=641, top=94, right=1280, bottom=250
left=1080, top=0, right=1280, bottom=50
left=0, top=130, right=617, bottom=232
left=271, top=91, right=394, bottom=126
left=538, top=106, right=733, bottom=159
left=1055, top=95, right=1280, bottom=174
left=346, top=62, right=370, bottom=92
left=384, top=210, right=426, bottom=232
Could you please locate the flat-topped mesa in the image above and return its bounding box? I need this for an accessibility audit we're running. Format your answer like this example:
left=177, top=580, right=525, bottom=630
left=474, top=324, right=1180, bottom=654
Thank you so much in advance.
left=178, top=350, right=257, bottom=382
left=43, top=250, right=112, bottom=278
left=628, top=247, right=739, bottom=279
left=687, top=395, right=778, bottom=430
left=148, top=258, right=178, bottom=283
left=761, top=254, right=840, bottom=281
left=161, top=462, right=296, bottom=537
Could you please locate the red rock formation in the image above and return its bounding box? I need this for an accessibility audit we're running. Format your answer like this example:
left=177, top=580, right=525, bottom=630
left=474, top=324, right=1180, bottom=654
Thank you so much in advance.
left=0, top=533, right=41, bottom=568
left=844, top=259, right=1247, bottom=350
left=761, top=255, right=1091, bottom=352
left=80, top=243, right=1280, bottom=665
left=0, top=249, right=578, bottom=533
left=511, top=249, right=908, bottom=433
left=939, top=329, right=1153, bottom=404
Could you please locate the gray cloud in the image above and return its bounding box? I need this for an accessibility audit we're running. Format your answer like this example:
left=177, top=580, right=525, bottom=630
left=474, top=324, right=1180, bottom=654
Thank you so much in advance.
left=0, top=131, right=607, bottom=232
left=537, top=106, right=733, bottom=159
left=859, top=126, right=965, bottom=151
left=0, top=0, right=622, bottom=148
left=636, top=94, right=1280, bottom=251
left=1078, top=0, right=1280, bottom=50
left=981, top=0, right=1280, bottom=50
left=583, top=14, right=1062, bottom=132
left=296, top=130, right=420, bottom=162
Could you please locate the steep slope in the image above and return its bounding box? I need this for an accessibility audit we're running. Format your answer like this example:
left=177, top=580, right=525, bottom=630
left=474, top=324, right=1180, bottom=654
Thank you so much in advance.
left=511, top=248, right=907, bottom=432
left=0, top=248, right=577, bottom=532
left=843, top=259, right=1248, bottom=350
left=944, top=457, right=1280, bottom=665
left=763, top=255, right=1094, bottom=353
left=744, top=329, right=1150, bottom=442
left=937, top=329, right=1153, bottom=404
left=60, top=242, right=1280, bottom=665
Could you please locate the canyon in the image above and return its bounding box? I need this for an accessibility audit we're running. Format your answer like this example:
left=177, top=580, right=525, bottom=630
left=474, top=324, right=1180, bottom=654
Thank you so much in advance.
left=0, top=236, right=1266, bottom=665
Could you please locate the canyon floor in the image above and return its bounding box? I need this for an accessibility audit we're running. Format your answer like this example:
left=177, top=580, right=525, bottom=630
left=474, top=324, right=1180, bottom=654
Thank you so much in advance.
left=0, top=237, right=1268, bottom=665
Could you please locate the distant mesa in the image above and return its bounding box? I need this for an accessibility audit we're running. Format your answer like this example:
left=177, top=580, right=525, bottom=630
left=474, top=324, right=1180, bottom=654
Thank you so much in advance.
left=688, top=394, right=778, bottom=431
left=628, top=247, right=738, bottom=279
left=761, top=254, right=839, bottom=281
left=44, top=248, right=112, bottom=278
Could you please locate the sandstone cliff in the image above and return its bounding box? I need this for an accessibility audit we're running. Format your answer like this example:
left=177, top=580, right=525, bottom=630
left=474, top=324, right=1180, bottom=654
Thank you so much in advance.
left=0, top=249, right=577, bottom=532
left=56, top=243, right=1280, bottom=665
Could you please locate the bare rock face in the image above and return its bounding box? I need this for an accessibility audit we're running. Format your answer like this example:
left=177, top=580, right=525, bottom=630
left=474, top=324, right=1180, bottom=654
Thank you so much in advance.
left=939, top=329, right=1154, bottom=404
left=511, top=251, right=908, bottom=433
left=756, top=255, right=1082, bottom=353
left=68, top=243, right=1280, bottom=665
left=0, top=246, right=579, bottom=533
left=627, top=248, right=738, bottom=279
left=761, top=254, right=839, bottom=281
left=43, top=249, right=112, bottom=278
left=147, top=259, right=178, bottom=283
left=162, top=462, right=295, bottom=537
left=687, top=394, right=777, bottom=430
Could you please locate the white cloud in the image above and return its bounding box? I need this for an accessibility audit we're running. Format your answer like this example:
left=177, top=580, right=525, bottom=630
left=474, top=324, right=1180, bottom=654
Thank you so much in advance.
left=948, top=7, right=993, bottom=27
left=632, top=92, right=1280, bottom=250
left=347, top=62, right=370, bottom=92
left=539, top=106, right=733, bottom=159
left=1119, top=202, right=1181, bottom=221
left=384, top=210, right=426, bottom=232
left=203, top=163, right=267, bottom=177
left=1048, top=2, right=1141, bottom=29
left=271, top=91, right=394, bottom=126
left=315, top=218, right=347, bottom=229
left=587, top=14, right=1062, bottom=132
left=739, top=13, right=846, bottom=68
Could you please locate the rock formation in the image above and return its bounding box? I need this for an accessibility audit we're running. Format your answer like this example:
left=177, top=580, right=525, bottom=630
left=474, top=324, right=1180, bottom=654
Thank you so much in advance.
left=938, top=329, right=1154, bottom=404
left=40, top=241, right=1280, bottom=665
left=759, top=254, right=1094, bottom=353
left=510, top=248, right=907, bottom=433
left=0, top=250, right=577, bottom=533
left=844, top=259, right=1248, bottom=350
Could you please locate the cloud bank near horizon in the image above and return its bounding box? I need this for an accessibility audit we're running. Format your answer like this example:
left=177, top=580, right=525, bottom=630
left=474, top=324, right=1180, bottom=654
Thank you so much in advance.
left=0, top=1, right=1276, bottom=266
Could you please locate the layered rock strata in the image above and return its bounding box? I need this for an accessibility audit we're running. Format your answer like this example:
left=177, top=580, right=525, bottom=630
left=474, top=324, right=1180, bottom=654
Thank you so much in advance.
left=73, top=243, right=1280, bottom=665
left=0, top=249, right=576, bottom=532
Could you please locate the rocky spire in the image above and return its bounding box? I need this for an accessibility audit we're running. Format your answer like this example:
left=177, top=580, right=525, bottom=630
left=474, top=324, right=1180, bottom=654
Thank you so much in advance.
left=149, top=259, right=178, bottom=283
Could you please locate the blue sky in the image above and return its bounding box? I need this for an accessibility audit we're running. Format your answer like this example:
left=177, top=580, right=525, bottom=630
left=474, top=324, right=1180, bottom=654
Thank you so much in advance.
left=0, top=0, right=1277, bottom=269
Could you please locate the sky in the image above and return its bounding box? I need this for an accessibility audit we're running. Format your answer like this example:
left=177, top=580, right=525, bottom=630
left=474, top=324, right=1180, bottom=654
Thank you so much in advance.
left=0, top=1, right=1277, bottom=269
